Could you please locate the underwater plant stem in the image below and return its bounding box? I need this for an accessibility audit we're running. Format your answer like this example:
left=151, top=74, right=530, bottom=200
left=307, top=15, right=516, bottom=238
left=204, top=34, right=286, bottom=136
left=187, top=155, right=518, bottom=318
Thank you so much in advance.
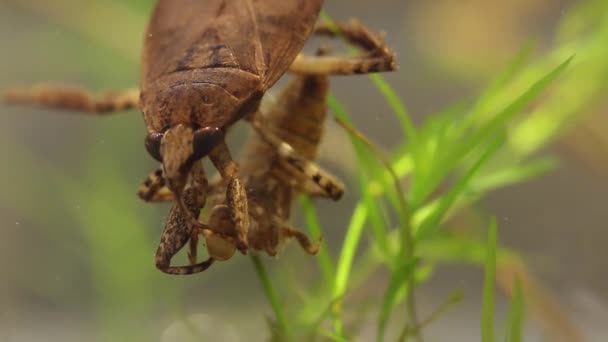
left=299, top=195, right=335, bottom=289
left=250, top=255, right=290, bottom=339
left=335, top=118, right=421, bottom=342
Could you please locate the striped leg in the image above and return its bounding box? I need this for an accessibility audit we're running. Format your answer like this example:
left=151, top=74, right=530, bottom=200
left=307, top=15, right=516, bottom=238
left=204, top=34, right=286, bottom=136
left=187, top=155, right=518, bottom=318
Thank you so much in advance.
left=3, top=85, right=140, bottom=114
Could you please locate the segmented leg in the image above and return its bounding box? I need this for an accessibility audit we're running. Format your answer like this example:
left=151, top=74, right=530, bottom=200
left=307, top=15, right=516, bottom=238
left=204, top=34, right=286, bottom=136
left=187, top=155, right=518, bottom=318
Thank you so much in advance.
left=281, top=226, right=322, bottom=255
left=3, top=86, right=140, bottom=114
left=154, top=163, right=219, bottom=275
left=137, top=168, right=175, bottom=202
left=208, top=141, right=249, bottom=254
left=154, top=187, right=215, bottom=275
left=250, top=118, right=344, bottom=200
left=290, top=20, right=396, bottom=75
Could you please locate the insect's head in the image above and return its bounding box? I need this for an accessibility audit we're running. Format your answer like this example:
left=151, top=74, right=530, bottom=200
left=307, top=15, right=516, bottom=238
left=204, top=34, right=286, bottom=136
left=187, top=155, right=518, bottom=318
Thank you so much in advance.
left=144, top=124, right=224, bottom=194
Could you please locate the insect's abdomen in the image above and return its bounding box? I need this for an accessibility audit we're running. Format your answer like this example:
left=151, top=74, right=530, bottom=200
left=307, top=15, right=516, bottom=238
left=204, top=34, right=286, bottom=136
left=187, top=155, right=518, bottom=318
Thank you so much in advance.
left=269, top=75, right=329, bottom=161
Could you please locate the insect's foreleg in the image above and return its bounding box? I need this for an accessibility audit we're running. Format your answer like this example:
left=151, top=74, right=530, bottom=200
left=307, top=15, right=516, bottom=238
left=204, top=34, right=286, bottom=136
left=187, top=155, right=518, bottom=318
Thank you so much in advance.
left=187, top=227, right=200, bottom=265
left=250, top=119, right=344, bottom=200
left=290, top=20, right=396, bottom=76
left=155, top=187, right=215, bottom=275
left=208, top=142, right=249, bottom=253
left=138, top=168, right=175, bottom=202
left=156, top=256, right=215, bottom=275
left=281, top=226, right=322, bottom=255
left=3, top=85, right=140, bottom=114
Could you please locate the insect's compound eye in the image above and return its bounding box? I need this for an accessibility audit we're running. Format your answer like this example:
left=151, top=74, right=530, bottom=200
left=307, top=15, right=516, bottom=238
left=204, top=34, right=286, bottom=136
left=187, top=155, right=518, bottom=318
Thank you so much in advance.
left=144, top=131, right=164, bottom=162
left=192, top=127, right=224, bottom=160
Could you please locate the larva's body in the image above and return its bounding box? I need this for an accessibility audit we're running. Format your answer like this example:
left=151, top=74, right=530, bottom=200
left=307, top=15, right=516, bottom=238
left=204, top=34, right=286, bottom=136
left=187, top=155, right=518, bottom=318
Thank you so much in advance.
left=204, top=73, right=337, bottom=260
left=198, top=21, right=398, bottom=265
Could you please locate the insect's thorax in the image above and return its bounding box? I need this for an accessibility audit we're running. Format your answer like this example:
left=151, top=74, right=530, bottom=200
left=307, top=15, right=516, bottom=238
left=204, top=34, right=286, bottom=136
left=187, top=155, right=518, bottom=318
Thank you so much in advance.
left=140, top=68, right=263, bottom=132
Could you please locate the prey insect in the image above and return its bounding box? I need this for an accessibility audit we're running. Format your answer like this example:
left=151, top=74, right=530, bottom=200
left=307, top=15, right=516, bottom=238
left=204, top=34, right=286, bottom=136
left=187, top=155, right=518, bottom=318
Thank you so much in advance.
left=144, top=21, right=397, bottom=274
left=3, top=0, right=325, bottom=252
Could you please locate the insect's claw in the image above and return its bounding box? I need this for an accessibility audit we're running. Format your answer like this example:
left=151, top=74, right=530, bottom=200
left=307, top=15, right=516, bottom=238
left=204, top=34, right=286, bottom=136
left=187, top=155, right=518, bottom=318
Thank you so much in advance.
left=236, top=240, right=249, bottom=255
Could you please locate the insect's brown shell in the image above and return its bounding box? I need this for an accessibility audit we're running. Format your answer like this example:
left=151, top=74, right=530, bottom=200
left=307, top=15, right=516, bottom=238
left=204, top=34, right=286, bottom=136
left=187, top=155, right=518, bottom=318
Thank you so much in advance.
left=140, top=0, right=324, bottom=132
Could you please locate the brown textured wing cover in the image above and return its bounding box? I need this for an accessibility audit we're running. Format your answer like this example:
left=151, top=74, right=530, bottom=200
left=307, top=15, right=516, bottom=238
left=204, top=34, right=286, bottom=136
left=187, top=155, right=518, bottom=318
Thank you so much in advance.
left=140, top=0, right=324, bottom=132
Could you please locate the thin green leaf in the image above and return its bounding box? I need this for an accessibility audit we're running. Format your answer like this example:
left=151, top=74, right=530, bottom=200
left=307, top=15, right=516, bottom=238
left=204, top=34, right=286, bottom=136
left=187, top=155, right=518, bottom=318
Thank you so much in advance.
left=410, top=56, right=573, bottom=208
left=377, top=258, right=419, bottom=342
left=368, top=73, right=417, bottom=141
left=398, top=289, right=464, bottom=341
left=482, top=219, right=498, bottom=342
left=458, top=55, right=573, bottom=161
left=471, top=157, right=559, bottom=193
left=250, top=256, right=290, bottom=340
left=506, top=279, right=525, bottom=342
left=335, top=118, right=420, bottom=341
left=299, top=195, right=335, bottom=289
left=415, top=137, right=503, bottom=239
left=466, top=41, right=536, bottom=127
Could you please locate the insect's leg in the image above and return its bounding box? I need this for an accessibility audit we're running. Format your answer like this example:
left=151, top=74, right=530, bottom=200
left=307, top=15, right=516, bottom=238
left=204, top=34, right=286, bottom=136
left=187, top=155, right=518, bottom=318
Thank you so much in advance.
left=156, top=256, right=215, bottom=275
left=3, top=86, right=140, bottom=114
left=290, top=20, right=396, bottom=75
left=189, top=161, right=209, bottom=208
left=250, top=119, right=344, bottom=200
left=208, top=142, right=249, bottom=253
left=137, top=168, right=175, bottom=202
left=185, top=161, right=211, bottom=265
left=155, top=188, right=215, bottom=275
left=281, top=225, right=322, bottom=255
left=202, top=205, right=239, bottom=261
left=294, top=169, right=345, bottom=200
left=187, top=228, right=200, bottom=265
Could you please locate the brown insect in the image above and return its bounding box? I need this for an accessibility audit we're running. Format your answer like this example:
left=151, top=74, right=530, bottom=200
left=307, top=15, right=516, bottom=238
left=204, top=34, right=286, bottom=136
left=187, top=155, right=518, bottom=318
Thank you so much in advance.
left=3, top=0, right=326, bottom=252
left=144, top=21, right=397, bottom=274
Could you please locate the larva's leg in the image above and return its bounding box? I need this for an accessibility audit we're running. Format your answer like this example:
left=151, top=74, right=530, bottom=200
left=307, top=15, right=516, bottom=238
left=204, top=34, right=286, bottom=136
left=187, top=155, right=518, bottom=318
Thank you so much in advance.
left=208, top=142, right=249, bottom=254
left=290, top=20, right=396, bottom=75
left=281, top=226, right=322, bottom=255
left=203, top=205, right=239, bottom=261
left=250, top=119, right=344, bottom=200
left=3, top=86, right=140, bottom=114
left=138, top=168, right=175, bottom=202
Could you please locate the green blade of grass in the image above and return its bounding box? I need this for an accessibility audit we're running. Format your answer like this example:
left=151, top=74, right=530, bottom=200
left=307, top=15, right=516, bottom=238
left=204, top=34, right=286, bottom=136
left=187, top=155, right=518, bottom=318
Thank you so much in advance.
left=506, top=279, right=525, bottom=342
left=329, top=95, right=390, bottom=257
left=471, top=157, right=559, bottom=193
left=368, top=73, right=417, bottom=141
left=299, top=195, right=335, bottom=290
left=458, top=55, right=573, bottom=160
left=250, top=256, right=290, bottom=340
left=416, top=237, right=517, bottom=266
left=415, top=137, right=503, bottom=240
left=482, top=219, right=498, bottom=342
left=410, top=56, right=573, bottom=209
left=335, top=118, right=420, bottom=341
left=398, top=290, right=464, bottom=341
left=466, top=41, right=536, bottom=127
left=377, top=257, right=419, bottom=342
left=329, top=95, right=393, bottom=328
left=333, top=203, right=368, bottom=331
left=411, top=157, right=558, bottom=229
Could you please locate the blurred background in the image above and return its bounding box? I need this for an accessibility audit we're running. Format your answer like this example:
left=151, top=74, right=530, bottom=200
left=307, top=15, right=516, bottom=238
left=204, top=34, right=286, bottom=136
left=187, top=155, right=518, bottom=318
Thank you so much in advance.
left=0, top=0, right=607, bottom=341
